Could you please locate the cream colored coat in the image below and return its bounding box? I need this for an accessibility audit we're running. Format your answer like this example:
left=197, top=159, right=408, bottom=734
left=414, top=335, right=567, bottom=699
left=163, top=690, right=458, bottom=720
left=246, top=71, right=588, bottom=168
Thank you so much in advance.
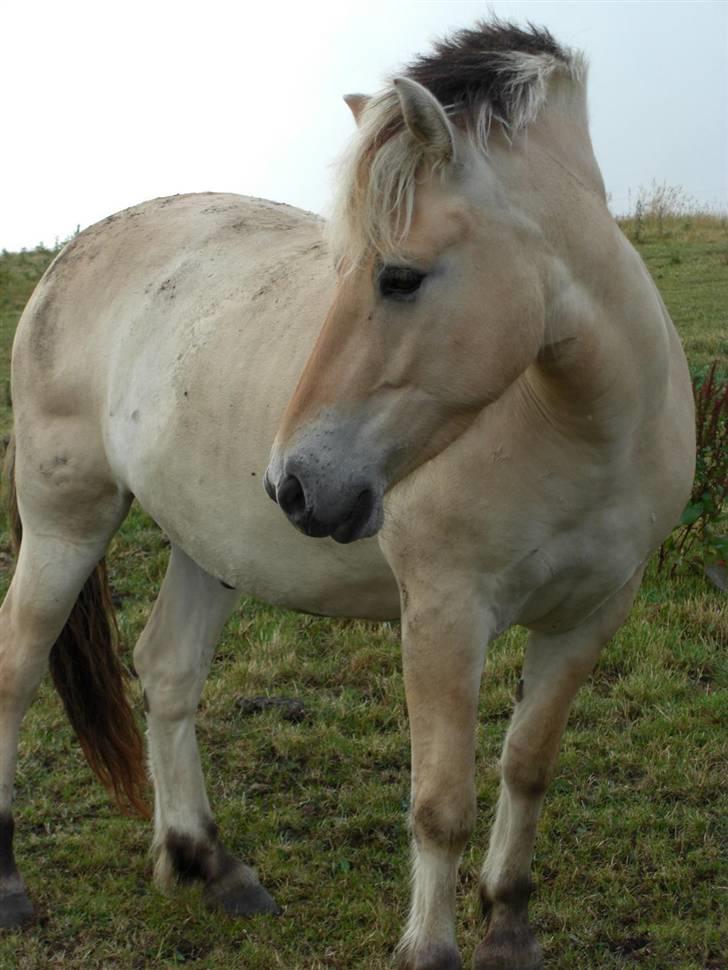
left=3, top=66, right=695, bottom=970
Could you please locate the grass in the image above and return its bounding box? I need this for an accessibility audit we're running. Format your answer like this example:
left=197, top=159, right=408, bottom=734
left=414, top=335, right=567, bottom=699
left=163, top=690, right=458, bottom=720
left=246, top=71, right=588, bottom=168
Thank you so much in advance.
left=616, top=215, right=728, bottom=373
left=0, top=216, right=726, bottom=969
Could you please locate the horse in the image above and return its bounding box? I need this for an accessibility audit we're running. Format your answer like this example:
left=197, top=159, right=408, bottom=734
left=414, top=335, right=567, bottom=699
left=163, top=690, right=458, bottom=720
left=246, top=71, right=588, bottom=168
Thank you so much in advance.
left=0, top=20, right=694, bottom=970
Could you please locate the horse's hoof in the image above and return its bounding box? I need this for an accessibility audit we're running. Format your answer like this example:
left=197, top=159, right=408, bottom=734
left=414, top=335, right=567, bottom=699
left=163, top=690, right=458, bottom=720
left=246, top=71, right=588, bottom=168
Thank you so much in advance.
left=473, top=926, right=543, bottom=970
left=204, top=877, right=281, bottom=917
left=399, top=943, right=462, bottom=970
left=0, top=889, right=34, bottom=930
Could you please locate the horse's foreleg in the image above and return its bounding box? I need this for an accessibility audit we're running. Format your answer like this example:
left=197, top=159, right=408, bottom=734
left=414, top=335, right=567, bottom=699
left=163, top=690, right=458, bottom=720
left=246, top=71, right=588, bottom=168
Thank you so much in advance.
left=397, top=582, right=490, bottom=970
left=475, top=572, right=643, bottom=970
left=133, top=543, right=279, bottom=917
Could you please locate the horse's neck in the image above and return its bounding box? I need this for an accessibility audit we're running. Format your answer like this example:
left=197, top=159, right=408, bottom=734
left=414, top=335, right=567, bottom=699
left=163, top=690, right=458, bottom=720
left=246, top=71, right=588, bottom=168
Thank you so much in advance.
left=520, top=119, right=669, bottom=437
left=530, top=82, right=606, bottom=204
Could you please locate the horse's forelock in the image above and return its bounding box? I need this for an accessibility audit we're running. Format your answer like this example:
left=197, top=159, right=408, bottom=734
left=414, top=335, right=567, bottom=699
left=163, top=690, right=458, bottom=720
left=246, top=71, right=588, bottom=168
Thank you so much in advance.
left=327, top=91, right=419, bottom=269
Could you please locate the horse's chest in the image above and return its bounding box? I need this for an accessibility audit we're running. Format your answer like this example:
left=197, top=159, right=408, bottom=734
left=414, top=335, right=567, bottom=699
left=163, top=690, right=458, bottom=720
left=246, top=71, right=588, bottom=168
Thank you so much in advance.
left=507, top=512, right=645, bottom=633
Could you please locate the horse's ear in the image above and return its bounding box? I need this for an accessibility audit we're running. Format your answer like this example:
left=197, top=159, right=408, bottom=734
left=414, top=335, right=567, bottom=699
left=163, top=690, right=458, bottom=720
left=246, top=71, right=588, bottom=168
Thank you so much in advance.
left=393, top=76, right=456, bottom=163
left=343, top=94, right=370, bottom=126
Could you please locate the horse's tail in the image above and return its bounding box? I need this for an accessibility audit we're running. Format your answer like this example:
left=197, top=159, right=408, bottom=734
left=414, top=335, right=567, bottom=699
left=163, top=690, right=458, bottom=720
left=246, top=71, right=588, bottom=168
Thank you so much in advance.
left=5, top=436, right=149, bottom=818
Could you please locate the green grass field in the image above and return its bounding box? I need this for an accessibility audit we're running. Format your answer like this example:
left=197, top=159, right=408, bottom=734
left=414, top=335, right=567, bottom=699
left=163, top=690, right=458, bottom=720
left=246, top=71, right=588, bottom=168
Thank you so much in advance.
left=0, top=217, right=726, bottom=969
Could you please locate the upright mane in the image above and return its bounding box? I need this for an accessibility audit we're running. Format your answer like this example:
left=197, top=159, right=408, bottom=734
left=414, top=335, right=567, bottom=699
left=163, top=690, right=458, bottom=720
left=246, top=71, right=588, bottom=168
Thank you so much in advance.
left=328, top=20, right=586, bottom=266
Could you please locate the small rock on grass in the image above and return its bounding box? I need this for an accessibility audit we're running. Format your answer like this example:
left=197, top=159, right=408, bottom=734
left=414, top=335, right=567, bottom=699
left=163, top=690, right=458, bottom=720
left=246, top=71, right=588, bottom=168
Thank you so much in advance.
left=235, top=696, right=309, bottom=723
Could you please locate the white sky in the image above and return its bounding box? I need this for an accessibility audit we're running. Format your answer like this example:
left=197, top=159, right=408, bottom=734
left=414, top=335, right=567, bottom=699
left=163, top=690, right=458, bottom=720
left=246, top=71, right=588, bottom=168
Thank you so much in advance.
left=2, top=0, right=727, bottom=251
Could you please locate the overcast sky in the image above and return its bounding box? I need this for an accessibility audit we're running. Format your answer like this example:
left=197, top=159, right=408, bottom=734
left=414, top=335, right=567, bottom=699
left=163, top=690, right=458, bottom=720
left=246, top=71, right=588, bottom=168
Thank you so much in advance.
left=2, top=0, right=726, bottom=251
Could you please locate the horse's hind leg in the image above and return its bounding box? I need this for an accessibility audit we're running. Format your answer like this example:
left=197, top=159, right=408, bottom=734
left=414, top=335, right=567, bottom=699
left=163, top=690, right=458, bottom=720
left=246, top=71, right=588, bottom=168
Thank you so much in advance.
left=0, top=418, right=141, bottom=929
left=133, top=543, right=279, bottom=916
left=474, top=571, right=644, bottom=970
left=0, top=523, right=127, bottom=928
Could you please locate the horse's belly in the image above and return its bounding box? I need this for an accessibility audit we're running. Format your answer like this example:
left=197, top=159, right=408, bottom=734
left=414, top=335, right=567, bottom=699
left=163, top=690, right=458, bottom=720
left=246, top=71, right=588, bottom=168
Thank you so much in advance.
left=112, top=378, right=399, bottom=619
left=135, top=468, right=399, bottom=620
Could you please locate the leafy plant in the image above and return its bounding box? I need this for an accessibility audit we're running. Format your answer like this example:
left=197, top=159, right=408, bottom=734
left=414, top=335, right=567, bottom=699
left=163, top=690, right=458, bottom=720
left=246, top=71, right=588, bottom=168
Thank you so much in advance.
left=659, top=361, right=728, bottom=576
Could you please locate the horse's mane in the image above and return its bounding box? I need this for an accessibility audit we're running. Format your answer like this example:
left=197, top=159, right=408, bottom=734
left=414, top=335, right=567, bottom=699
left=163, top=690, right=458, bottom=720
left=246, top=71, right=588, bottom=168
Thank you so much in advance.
left=328, top=20, right=586, bottom=266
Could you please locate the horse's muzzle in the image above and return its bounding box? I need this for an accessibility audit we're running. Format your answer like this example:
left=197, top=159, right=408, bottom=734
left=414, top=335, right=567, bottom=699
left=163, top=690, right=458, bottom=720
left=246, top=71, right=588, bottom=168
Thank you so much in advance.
left=264, top=464, right=383, bottom=544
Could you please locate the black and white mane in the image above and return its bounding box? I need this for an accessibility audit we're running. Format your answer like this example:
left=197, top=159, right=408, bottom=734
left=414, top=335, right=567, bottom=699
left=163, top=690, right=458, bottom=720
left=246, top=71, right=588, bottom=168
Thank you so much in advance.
left=329, top=20, right=586, bottom=264
left=404, top=20, right=575, bottom=129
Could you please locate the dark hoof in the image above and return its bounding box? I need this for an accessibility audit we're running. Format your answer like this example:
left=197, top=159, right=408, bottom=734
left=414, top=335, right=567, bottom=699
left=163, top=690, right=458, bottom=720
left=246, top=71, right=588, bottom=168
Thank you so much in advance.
left=204, top=877, right=281, bottom=917
left=473, top=928, right=543, bottom=970
left=0, top=889, right=34, bottom=930
left=164, top=822, right=281, bottom=917
left=400, top=943, right=462, bottom=970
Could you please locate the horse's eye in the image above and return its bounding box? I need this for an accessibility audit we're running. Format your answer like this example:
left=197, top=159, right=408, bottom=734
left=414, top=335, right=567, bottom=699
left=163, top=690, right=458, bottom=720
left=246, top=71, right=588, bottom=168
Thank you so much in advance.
left=378, top=265, right=426, bottom=300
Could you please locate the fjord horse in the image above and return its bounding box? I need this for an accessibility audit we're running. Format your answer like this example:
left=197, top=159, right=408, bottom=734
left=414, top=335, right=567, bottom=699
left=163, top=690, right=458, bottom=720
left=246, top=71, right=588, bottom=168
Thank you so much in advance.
left=0, top=21, right=694, bottom=970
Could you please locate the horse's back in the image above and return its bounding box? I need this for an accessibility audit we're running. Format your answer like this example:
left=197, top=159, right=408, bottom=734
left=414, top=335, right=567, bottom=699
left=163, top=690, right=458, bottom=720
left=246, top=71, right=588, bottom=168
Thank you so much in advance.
left=11, top=194, right=399, bottom=619
left=13, top=193, right=318, bottom=402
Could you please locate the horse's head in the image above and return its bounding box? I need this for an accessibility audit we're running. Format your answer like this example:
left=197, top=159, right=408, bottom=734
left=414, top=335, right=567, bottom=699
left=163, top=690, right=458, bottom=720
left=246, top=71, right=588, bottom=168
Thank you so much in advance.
left=265, top=69, right=576, bottom=542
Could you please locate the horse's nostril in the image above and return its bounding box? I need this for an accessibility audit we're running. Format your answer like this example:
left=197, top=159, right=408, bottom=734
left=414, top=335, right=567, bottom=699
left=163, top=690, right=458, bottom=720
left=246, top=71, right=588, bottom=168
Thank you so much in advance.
left=277, top=474, right=306, bottom=519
